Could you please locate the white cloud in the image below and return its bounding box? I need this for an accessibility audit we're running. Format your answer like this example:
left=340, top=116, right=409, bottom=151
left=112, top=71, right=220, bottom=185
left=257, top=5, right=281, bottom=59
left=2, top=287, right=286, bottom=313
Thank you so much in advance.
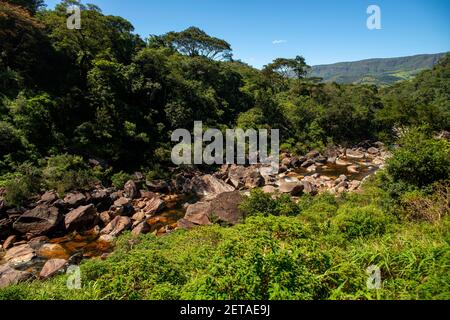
left=272, top=39, right=287, bottom=45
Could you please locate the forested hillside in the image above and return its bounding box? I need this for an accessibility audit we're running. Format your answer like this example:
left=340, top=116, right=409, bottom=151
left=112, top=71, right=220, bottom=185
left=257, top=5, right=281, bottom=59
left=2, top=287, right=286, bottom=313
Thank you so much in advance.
left=309, top=53, right=447, bottom=85
left=0, top=0, right=449, bottom=300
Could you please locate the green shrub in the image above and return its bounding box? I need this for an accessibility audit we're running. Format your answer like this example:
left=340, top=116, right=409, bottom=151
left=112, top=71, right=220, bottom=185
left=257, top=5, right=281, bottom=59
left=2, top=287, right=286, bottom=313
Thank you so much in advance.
left=43, top=154, right=98, bottom=195
left=239, top=189, right=299, bottom=217
left=1, top=162, right=42, bottom=207
left=332, top=204, right=390, bottom=239
left=111, top=171, right=132, bottom=189
left=386, top=128, right=450, bottom=188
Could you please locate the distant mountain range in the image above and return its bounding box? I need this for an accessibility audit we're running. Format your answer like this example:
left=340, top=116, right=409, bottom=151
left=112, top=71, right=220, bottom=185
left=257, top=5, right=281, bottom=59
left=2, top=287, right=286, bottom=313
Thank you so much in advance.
left=308, top=53, right=447, bottom=86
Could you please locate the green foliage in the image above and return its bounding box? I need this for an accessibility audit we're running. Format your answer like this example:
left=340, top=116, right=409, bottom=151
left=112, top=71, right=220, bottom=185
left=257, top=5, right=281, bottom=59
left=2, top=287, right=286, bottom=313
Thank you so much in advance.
left=111, top=171, right=132, bottom=189
left=0, top=162, right=42, bottom=206
left=332, top=204, right=390, bottom=240
left=239, top=189, right=299, bottom=217
left=43, top=154, right=99, bottom=195
left=386, top=128, right=450, bottom=188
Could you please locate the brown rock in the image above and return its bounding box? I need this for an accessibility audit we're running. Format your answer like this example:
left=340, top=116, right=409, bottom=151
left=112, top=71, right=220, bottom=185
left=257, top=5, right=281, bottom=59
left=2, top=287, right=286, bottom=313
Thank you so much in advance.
left=244, top=171, right=265, bottom=189
left=184, top=191, right=243, bottom=226
left=124, top=180, right=138, bottom=199
left=63, top=192, right=86, bottom=207
left=98, top=211, right=111, bottom=226
left=65, top=204, right=97, bottom=232
left=39, top=191, right=58, bottom=204
left=185, top=174, right=235, bottom=198
left=13, top=205, right=61, bottom=236
left=4, top=243, right=36, bottom=267
left=39, top=258, right=67, bottom=279
left=143, top=196, right=165, bottom=215
left=100, top=216, right=131, bottom=237
left=279, top=181, right=304, bottom=196
left=177, top=218, right=197, bottom=230
left=0, top=264, right=31, bottom=289
left=131, top=221, right=150, bottom=236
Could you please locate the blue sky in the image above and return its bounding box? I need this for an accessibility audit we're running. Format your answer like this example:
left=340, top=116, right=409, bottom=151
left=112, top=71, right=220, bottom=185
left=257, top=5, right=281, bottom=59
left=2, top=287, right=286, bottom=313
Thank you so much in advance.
left=44, top=0, right=450, bottom=68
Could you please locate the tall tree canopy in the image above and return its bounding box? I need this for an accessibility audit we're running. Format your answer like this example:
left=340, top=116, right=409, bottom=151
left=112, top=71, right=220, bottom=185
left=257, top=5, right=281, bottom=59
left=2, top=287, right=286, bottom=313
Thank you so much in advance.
left=150, top=26, right=233, bottom=60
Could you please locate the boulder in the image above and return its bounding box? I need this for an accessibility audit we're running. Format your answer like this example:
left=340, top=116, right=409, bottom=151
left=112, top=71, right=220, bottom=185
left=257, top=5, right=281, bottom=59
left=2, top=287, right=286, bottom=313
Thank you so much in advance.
left=63, top=192, right=86, bottom=207
left=346, top=149, right=365, bottom=159
left=244, top=170, right=265, bottom=189
left=184, top=191, right=243, bottom=226
left=13, top=205, right=61, bottom=236
left=131, top=221, right=150, bottom=236
left=279, top=181, right=304, bottom=196
left=4, top=243, right=36, bottom=268
left=184, top=174, right=235, bottom=198
left=142, top=195, right=165, bottom=215
left=146, top=179, right=170, bottom=193
left=112, top=197, right=134, bottom=216
left=0, top=264, right=32, bottom=289
left=38, top=191, right=58, bottom=204
left=39, top=258, right=67, bottom=279
left=100, top=216, right=131, bottom=237
left=367, top=147, right=379, bottom=155
left=65, top=204, right=97, bottom=232
left=176, top=218, right=197, bottom=230
left=98, top=211, right=111, bottom=226
left=124, top=180, right=138, bottom=199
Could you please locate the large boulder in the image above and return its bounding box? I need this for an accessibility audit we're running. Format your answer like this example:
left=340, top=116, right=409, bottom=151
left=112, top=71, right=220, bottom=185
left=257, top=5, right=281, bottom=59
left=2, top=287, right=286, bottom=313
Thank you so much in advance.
left=64, top=204, right=97, bottom=232
left=142, top=195, right=165, bottom=215
left=146, top=180, right=170, bottom=193
left=39, top=259, right=67, bottom=279
left=13, top=205, right=61, bottom=236
left=100, top=216, right=131, bottom=237
left=3, top=243, right=36, bottom=268
left=279, top=180, right=304, bottom=196
left=184, top=174, right=234, bottom=198
left=63, top=192, right=86, bottom=207
left=183, top=191, right=243, bottom=226
left=0, top=264, right=32, bottom=288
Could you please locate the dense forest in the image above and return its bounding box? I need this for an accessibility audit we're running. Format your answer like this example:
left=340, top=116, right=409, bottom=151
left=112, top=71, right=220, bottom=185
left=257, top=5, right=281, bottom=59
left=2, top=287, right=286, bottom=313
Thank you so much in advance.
left=0, top=0, right=449, bottom=300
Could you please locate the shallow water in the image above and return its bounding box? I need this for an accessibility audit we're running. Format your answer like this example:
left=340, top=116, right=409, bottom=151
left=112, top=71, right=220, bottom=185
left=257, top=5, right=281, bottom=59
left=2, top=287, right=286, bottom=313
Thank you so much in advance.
left=295, top=157, right=379, bottom=181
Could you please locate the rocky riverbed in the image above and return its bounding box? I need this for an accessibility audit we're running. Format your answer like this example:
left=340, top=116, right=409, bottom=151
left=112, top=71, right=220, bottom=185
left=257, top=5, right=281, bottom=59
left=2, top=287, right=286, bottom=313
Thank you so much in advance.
left=0, top=142, right=389, bottom=288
